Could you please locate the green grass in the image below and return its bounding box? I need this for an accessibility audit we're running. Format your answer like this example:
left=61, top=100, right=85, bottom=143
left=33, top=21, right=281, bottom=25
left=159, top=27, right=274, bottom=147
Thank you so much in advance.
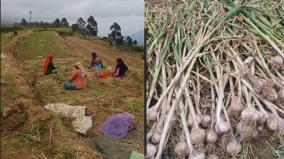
left=7, top=118, right=77, bottom=159
left=18, top=121, right=49, bottom=146
left=14, top=31, right=70, bottom=60
left=1, top=32, right=12, bottom=47
left=48, top=141, right=76, bottom=159
left=1, top=30, right=31, bottom=48
left=48, top=27, right=72, bottom=32
left=0, top=61, right=23, bottom=108
left=125, top=98, right=144, bottom=123
left=1, top=61, right=12, bottom=81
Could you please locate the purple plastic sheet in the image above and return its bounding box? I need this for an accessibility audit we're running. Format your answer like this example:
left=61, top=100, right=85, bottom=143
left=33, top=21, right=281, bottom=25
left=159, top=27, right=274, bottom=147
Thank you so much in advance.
left=99, top=112, right=135, bottom=139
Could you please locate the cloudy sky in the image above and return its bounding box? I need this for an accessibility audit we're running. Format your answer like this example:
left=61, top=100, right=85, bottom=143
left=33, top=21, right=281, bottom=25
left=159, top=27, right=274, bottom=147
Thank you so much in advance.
left=1, top=0, right=144, bottom=36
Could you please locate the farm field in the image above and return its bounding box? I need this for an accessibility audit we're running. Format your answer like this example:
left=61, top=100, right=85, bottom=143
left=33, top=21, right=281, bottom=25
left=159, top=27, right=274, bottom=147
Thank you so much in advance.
left=1, top=29, right=144, bottom=159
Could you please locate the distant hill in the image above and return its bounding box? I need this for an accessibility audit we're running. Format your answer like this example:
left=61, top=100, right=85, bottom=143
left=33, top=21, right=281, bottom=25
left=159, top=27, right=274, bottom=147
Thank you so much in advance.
left=130, top=30, right=144, bottom=46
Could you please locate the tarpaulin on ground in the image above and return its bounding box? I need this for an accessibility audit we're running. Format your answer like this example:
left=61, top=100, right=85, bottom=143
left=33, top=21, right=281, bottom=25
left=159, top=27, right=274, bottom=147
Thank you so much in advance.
left=99, top=112, right=135, bottom=139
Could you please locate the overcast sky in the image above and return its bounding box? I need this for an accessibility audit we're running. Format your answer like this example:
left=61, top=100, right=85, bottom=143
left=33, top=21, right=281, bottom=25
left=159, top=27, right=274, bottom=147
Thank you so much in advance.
left=1, top=0, right=144, bottom=36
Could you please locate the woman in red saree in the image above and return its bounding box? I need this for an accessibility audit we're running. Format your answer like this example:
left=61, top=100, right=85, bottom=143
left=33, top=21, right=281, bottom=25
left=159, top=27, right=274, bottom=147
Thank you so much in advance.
left=43, top=53, right=56, bottom=75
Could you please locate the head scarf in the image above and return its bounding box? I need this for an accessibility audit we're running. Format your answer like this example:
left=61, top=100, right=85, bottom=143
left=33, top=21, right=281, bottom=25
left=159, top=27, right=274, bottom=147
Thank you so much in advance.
left=43, top=53, right=53, bottom=73
left=75, top=62, right=87, bottom=77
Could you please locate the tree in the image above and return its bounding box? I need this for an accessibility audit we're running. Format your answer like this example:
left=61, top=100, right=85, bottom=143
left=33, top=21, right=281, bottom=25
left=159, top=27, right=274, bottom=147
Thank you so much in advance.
left=110, top=22, right=121, bottom=32
left=116, top=35, right=124, bottom=46
left=71, top=23, right=79, bottom=32
left=85, top=16, right=98, bottom=36
left=21, top=18, right=28, bottom=26
left=61, top=18, right=69, bottom=27
left=53, top=18, right=61, bottom=27
left=125, top=36, right=133, bottom=47
left=133, top=40, right=138, bottom=45
left=77, top=17, right=86, bottom=34
left=109, top=22, right=123, bottom=46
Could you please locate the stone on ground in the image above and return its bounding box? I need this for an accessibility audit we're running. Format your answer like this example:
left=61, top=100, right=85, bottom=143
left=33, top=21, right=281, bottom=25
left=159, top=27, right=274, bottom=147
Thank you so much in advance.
left=86, top=125, right=144, bottom=159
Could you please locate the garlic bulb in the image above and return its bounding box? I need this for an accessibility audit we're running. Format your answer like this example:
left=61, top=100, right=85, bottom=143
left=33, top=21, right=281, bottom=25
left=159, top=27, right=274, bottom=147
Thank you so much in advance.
left=241, top=106, right=260, bottom=122
left=147, top=106, right=158, bottom=121
left=271, top=56, right=283, bottom=69
left=190, top=152, right=205, bottom=159
left=201, top=115, right=211, bottom=128
left=229, top=95, right=243, bottom=115
left=215, top=118, right=230, bottom=134
left=151, top=131, right=161, bottom=144
left=262, top=86, right=278, bottom=101
left=266, top=115, right=278, bottom=131
left=174, top=141, right=189, bottom=156
left=146, top=144, right=157, bottom=159
left=226, top=139, right=241, bottom=156
left=250, top=76, right=267, bottom=94
left=206, top=129, right=218, bottom=143
left=191, top=126, right=206, bottom=144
